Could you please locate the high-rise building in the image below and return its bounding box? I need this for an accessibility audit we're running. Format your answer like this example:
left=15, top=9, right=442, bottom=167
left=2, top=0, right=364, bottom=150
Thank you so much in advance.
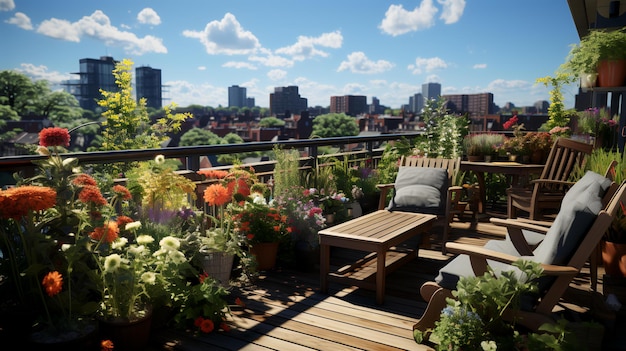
left=330, top=95, right=367, bottom=116
left=63, top=56, right=118, bottom=112
left=136, top=66, right=162, bottom=109
left=269, top=86, right=307, bottom=118
left=442, top=92, right=495, bottom=117
left=409, top=93, right=424, bottom=113
left=422, top=82, right=441, bottom=103
left=228, top=85, right=247, bottom=108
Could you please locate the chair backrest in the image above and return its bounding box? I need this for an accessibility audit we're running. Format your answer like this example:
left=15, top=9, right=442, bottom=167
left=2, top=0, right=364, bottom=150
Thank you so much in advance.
left=538, top=138, right=594, bottom=189
left=400, top=156, right=461, bottom=186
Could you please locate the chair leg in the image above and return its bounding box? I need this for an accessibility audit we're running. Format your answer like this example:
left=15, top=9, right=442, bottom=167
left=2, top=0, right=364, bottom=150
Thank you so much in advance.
left=413, top=286, right=453, bottom=331
left=441, top=223, right=449, bottom=255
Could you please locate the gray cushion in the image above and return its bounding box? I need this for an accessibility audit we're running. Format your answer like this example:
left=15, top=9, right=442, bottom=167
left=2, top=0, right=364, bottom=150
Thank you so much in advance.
left=387, top=167, right=448, bottom=212
left=435, top=171, right=611, bottom=293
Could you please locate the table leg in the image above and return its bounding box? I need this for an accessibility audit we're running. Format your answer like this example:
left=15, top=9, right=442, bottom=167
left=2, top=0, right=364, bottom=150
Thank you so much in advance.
left=376, top=248, right=386, bottom=304
left=475, top=172, right=486, bottom=214
left=320, top=244, right=330, bottom=294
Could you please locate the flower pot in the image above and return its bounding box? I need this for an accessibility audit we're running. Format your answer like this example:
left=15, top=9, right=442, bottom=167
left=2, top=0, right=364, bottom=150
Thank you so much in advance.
left=597, top=59, right=626, bottom=87
left=99, top=307, right=153, bottom=351
left=580, top=72, right=598, bottom=88
left=201, top=251, right=234, bottom=287
left=250, top=242, right=279, bottom=271
left=602, top=241, right=626, bottom=277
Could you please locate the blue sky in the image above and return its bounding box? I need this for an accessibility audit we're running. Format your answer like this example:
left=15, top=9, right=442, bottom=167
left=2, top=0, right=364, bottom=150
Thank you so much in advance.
left=0, top=0, right=582, bottom=110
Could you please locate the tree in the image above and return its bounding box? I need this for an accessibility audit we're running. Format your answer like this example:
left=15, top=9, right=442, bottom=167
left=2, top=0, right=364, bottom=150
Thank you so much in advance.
left=97, top=59, right=191, bottom=152
left=258, top=116, right=285, bottom=127
left=0, top=70, right=37, bottom=116
left=179, top=128, right=223, bottom=146
left=536, top=73, right=575, bottom=132
left=311, top=113, right=359, bottom=138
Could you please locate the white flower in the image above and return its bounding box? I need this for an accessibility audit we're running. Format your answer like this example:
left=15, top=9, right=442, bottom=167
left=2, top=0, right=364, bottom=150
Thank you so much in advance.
left=154, top=154, right=165, bottom=164
left=128, top=244, right=146, bottom=256
left=137, top=234, right=155, bottom=245
left=112, top=237, right=128, bottom=249
left=159, top=236, right=180, bottom=251
left=168, top=250, right=187, bottom=264
left=251, top=192, right=267, bottom=205
left=103, top=254, right=122, bottom=273
left=125, top=221, right=142, bottom=231
left=141, top=272, right=157, bottom=285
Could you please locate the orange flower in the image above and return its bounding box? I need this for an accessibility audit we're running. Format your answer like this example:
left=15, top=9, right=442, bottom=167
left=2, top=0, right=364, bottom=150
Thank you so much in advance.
left=227, top=178, right=251, bottom=197
left=41, top=271, right=63, bottom=297
left=89, top=221, right=119, bottom=244
left=0, top=185, right=57, bottom=219
left=78, top=185, right=107, bottom=206
left=199, top=318, right=214, bottom=333
left=100, top=339, right=114, bottom=351
left=197, top=169, right=229, bottom=179
left=39, top=127, right=70, bottom=147
left=203, top=184, right=232, bottom=206
left=112, top=184, right=132, bottom=200
left=199, top=272, right=209, bottom=284
left=72, top=173, right=98, bottom=186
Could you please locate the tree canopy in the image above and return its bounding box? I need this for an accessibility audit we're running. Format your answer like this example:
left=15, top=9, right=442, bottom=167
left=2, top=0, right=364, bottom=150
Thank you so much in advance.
left=311, top=113, right=359, bottom=138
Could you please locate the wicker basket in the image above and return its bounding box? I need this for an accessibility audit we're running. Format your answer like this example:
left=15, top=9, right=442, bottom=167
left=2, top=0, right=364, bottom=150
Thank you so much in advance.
left=201, top=251, right=234, bottom=287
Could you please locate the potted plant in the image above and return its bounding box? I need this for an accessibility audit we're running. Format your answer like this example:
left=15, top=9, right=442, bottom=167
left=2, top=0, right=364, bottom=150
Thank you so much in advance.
left=562, top=27, right=626, bottom=87
left=524, top=132, right=553, bottom=164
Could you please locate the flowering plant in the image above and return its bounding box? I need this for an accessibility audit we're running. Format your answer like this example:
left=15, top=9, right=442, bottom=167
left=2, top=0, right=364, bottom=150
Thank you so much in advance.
left=230, top=191, right=290, bottom=245
left=273, top=186, right=326, bottom=249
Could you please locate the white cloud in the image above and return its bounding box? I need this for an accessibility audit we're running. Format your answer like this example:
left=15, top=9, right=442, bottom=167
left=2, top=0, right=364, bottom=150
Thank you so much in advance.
left=379, top=1, right=438, bottom=36
left=337, top=52, right=394, bottom=74
left=249, top=49, right=294, bottom=68
left=0, top=0, right=14, bottom=11
left=438, top=0, right=465, bottom=24
left=16, top=63, right=68, bottom=86
left=166, top=80, right=226, bottom=107
left=473, top=63, right=487, bottom=69
left=223, top=61, right=257, bottom=70
left=275, top=31, right=342, bottom=61
left=182, top=13, right=260, bottom=55
left=408, top=57, right=448, bottom=74
left=5, top=12, right=32, bottom=30
left=36, top=10, right=167, bottom=55
left=425, top=74, right=441, bottom=83
left=137, top=8, right=161, bottom=26
left=267, top=69, right=287, bottom=81
left=197, top=66, right=207, bottom=71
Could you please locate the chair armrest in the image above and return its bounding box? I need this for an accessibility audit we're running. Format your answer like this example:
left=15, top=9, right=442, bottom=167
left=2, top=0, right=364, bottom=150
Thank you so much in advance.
left=529, top=179, right=576, bottom=187
left=490, top=218, right=550, bottom=234
left=376, top=183, right=394, bottom=210
left=511, top=218, right=553, bottom=227
left=490, top=218, right=549, bottom=255
left=445, top=242, right=579, bottom=277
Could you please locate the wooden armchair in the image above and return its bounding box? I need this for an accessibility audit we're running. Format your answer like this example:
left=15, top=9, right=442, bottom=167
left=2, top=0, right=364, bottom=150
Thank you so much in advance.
left=413, top=171, right=620, bottom=333
left=507, top=137, right=593, bottom=220
left=377, top=156, right=461, bottom=254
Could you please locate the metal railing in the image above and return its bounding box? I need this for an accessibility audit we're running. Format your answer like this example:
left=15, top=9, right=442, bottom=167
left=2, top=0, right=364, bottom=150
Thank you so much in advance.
left=0, top=132, right=423, bottom=187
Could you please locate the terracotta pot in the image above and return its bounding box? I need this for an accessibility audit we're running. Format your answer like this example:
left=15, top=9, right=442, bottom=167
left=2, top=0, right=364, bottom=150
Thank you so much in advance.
left=250, top=242, right=279, bottom=271
left=601, top=241, right=626, bottom=277
left=597, top=59, right=626, bottom=87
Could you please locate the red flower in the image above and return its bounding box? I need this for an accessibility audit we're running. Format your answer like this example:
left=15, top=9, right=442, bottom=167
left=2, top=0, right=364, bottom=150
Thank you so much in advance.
left=39, top=127, right=70, bottom=147
left=503, top=115, right=519, bottom=130
left=199, top=272, right=209, bottom=284
left=116, top=215, right=134, bottom=229
left=42, top=271, right=63, bottom=297
left=220, top=322, right=231, bottom=332
left=100, top=339, right=114, bottom=351
left=199, top=318, right=214, bottom=333
left=194, top=316, right=204, bottom=327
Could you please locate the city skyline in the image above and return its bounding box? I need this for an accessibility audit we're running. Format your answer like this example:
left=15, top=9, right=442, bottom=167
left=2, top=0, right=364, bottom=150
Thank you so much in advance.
left=1, top=1, right=581, bottom=110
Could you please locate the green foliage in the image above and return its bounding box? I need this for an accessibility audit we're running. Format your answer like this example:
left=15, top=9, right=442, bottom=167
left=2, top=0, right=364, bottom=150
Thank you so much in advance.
left=311, top=113, right=359, bottom=138
left=272, top=145, right=302, bottom=199
left=258, top=116, right=285, bottom=127
left=463, top=133, right=504, bottom=156
left=573, top=147, right=625, bottom=184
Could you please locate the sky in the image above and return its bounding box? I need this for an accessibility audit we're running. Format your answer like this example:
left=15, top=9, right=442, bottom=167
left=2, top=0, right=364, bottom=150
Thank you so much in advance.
left=0, top=0, right=583, bottom=111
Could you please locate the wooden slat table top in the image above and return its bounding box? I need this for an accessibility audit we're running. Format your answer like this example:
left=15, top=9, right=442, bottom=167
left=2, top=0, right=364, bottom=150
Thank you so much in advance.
left=318, top=210, right=436, bottom=246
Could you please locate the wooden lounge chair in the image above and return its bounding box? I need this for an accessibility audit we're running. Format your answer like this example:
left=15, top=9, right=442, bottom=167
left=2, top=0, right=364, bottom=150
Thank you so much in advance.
left=507, top=137, right=593, bottom=220
left=377, top=156, right=461, bottom=254
left=414, top=170, right=621, bottom=333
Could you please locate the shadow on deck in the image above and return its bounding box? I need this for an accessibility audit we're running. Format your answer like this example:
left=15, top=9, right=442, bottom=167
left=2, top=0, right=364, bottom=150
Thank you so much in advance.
left=149, top=217, right=626, bottom=351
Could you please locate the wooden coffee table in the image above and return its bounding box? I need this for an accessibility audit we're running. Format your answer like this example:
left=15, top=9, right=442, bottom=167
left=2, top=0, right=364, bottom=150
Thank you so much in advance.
left=319, top=210, right=436, bottom=304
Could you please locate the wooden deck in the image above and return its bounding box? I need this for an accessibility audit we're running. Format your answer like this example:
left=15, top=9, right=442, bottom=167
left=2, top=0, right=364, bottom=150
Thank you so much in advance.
left=149, top=216, right=626, bottom=351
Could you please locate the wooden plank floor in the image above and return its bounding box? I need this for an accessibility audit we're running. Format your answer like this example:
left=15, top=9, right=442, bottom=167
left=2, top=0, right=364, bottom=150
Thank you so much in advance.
left=149, top=216, right=626, bottom=351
